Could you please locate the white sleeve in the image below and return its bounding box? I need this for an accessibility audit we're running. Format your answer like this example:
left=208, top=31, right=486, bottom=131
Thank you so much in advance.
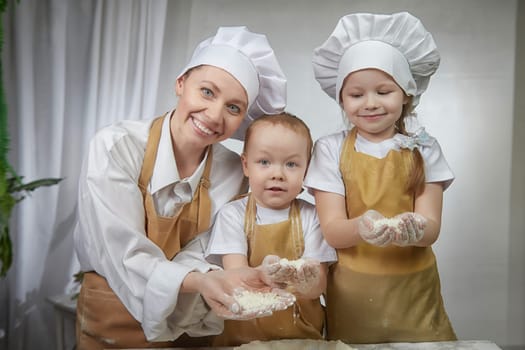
left=420, top=140, right=455, bottom=190
left=155, top=234, right=223, bottom=339
left=299, top=200, right=337, bottom=263
left=74, top=126, right=217, bottom=341
left=205, top=199, right=248, bottom=266
left=304, top=133, right=346, bottom=196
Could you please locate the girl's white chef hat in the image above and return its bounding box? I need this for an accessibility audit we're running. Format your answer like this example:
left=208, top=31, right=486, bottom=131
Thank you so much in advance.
left=178, top=26, right=287, bottom=140
left=312, top=12, right=440, bottom=107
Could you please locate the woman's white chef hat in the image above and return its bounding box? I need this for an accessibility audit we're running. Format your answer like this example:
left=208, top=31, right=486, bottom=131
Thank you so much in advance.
left=178, top=26, right=287, bottom=140
left=312, top=12, right=440, bottom=107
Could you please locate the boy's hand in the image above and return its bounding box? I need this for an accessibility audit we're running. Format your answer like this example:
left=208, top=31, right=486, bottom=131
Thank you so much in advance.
left=258, top=256, right=321, bottom=294
left=259, top=255, right=295, bottom=288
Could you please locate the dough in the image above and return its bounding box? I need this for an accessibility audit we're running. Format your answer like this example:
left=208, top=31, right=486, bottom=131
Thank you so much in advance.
left=235, top=339, right=356, bottom=350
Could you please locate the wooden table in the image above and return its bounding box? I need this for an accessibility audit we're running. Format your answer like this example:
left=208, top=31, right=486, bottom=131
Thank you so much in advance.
left=118, top=340, right=503, bottom=350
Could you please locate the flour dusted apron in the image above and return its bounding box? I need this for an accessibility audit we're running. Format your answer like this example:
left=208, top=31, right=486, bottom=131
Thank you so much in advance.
left=325, top=128, right=456, bottom=343
left=212, top=194, right=324, bottom=346
left=76, top=115, right=214, bottom=349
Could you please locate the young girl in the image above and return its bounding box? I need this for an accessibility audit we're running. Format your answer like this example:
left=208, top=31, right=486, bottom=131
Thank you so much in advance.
left=74, top=26, right=288, bottom=349
left=206, top=113, right=337, bottom=346
left=305, top=12, right=457, bottom=343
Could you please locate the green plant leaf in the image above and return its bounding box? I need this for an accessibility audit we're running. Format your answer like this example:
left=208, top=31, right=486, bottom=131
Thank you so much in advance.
left=11, top=177, right=63, bottom=193
left=0, top=0, right=61, bottom=277
left=0, top=225, right=12, bottom=277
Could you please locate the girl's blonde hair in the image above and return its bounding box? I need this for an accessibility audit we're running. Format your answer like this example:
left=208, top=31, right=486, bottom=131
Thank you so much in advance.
left=243, top=112, right=314, bottom=164
left=397, top=98, right=426, bottom=196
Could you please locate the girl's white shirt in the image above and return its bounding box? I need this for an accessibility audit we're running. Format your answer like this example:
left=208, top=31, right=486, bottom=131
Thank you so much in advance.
left=205, top=196, right=337, bottom=266
left=304, top=128, right=454, bottom=196
left=74, top=112, right=248, bottom=341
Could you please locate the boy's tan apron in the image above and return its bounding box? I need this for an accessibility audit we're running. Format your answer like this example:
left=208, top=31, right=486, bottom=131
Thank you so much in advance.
left=325, top=128, right=456, bottom=343
left=212, top=194, right=324, bottom=346
left=76, top=115, right=214, bottom=349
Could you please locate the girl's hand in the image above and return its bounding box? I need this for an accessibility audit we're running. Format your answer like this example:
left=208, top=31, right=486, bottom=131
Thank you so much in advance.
left=358, top=210, right=394, bottom=247
left=391, top=212, right=427, bottom=246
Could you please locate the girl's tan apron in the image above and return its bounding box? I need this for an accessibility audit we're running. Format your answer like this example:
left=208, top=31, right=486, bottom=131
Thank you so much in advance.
left=212, top=194, right=325, bottom=346
left=76, top=115, right=214, bottom=349
left=326, top=128, right=456, bottom=343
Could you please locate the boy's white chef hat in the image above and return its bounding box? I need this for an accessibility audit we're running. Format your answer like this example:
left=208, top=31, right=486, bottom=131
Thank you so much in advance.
left=312, top=12, right=440, bottom=107
left=178, top=26, right=287, bottom=140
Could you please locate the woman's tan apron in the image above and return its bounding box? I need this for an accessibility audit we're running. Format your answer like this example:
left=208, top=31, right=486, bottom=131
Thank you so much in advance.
left=325, top=128, right=456, bottom=343
left=76, top=115, right=214, bottom=349
left=212, top=194, right=325, bottom=346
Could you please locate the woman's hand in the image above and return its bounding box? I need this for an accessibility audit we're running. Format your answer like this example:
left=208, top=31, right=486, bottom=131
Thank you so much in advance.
left=185, top=266, right=294, bottom=320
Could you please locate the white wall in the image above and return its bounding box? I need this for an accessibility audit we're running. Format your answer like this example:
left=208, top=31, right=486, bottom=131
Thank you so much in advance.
left=155, top=0, right=524, bottom=347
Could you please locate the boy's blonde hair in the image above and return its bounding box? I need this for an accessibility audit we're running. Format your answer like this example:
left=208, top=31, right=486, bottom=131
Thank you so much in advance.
left=243, top=112, right=313, bottom=163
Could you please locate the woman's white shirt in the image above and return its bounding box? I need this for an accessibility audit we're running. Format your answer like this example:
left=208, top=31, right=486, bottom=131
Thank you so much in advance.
left=74, top=113, right=248, bottom=341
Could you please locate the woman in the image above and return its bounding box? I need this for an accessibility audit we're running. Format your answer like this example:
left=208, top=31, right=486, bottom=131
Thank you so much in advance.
left=74, top=26, right=287, bottom=349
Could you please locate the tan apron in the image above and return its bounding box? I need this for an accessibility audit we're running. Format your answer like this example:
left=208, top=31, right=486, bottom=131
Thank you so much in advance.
left=76, top=115, right=214, bottom=349
left=212, top=194, right=325, bottom=346
left=325, top=128, right=456, bottom=343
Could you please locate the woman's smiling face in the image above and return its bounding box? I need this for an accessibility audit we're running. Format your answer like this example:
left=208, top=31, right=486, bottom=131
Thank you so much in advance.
left=173, top=65, right=248, bottom=149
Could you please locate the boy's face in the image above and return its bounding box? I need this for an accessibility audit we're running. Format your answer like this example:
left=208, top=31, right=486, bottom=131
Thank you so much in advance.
left=241, top=123, right=309, bottom=210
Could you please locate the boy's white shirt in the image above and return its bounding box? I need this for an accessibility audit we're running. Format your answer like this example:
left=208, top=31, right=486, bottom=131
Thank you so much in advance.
left=205, top=196, right=337, bottom=266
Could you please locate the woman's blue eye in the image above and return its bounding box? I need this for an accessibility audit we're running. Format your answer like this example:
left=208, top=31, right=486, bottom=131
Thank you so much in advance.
left=201, top=88, right=213, bottom=97
left=227, top=104, right=241, bottom=114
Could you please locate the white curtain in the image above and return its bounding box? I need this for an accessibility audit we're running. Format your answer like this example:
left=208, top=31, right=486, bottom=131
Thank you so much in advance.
left=2, top=1, right=171, bottom=349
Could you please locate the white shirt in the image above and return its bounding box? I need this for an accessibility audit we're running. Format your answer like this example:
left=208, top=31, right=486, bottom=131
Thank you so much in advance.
left=205, top=196, right=337, bottom=265
left=74, top=113, right=248, bottom=341
left=304, top=129, right=454, bottom=196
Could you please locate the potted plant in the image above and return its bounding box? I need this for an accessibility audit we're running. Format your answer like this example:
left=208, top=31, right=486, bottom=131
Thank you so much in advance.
left=0, top=0, right=62, bottom=277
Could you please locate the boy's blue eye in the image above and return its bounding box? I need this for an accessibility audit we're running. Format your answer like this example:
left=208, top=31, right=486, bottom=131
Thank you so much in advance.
left=258, top=159, right=270, bottom=166
left=286, top=161, right=298, bottom=168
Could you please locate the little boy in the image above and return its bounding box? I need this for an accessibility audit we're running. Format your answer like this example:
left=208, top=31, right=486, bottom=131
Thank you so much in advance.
left=206, top=112, right=337, bottom=346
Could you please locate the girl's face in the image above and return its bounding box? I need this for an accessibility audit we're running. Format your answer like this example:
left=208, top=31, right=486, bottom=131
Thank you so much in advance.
left=173, top=65, right=248, bottom=149
left=241, top=123, right=309, bottom=210
left=340, top=69, right=409, bottom=142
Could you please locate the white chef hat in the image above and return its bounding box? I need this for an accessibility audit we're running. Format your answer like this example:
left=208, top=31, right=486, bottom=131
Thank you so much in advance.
left=312, top=12, right=440, bottom=107
left=178, top=26, right=287, bottom=140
